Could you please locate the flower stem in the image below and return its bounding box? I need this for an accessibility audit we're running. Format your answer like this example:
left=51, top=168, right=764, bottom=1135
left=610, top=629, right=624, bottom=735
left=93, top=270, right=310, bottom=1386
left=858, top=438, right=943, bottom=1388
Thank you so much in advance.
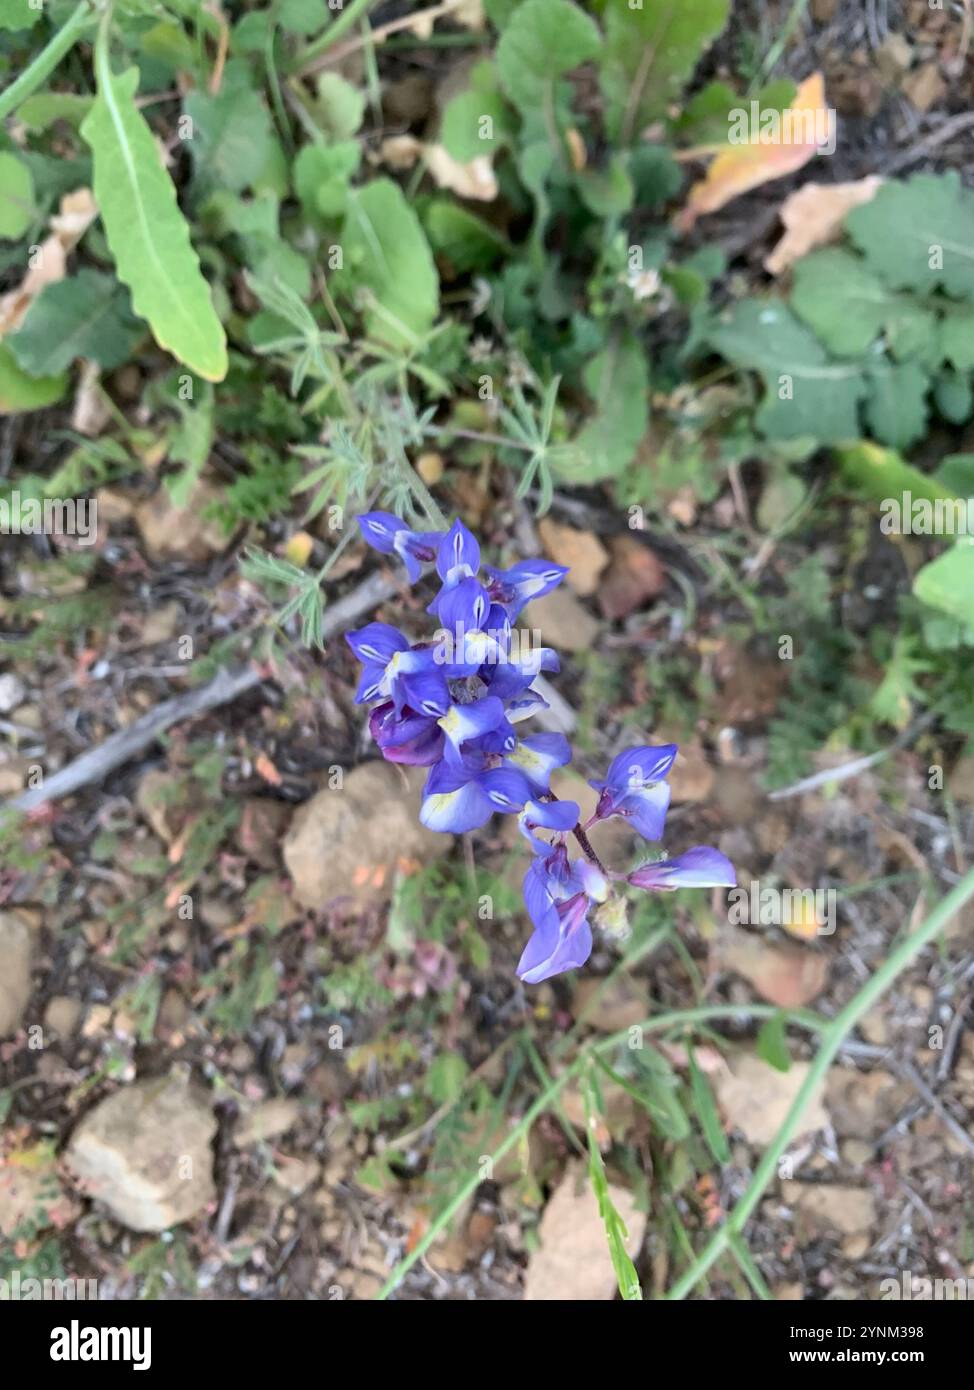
left=664, top=864, right=974, bottom=1300
left=0, top=0, right=96, bottom=122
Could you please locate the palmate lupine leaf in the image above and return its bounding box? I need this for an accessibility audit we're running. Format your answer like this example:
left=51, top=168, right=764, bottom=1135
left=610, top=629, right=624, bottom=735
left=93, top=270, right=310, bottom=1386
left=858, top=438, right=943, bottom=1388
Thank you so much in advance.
left=81, top=46, right=227, bottom=382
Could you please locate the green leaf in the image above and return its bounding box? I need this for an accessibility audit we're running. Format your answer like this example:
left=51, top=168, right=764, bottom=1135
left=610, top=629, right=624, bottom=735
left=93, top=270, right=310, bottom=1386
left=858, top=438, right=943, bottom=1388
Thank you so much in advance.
left=336, top=178, right=439, bottom=349
left=688, top=1045, right=731, bottom=1165
left=845, top=171, right=974, bottom=298
left=0, top=151, right=34, bottom=239
left=424, top=199, right=510, bottom=272
left=914, top=541, right=974, bottom=623
left=424, top=1053, right=469, bottom=1105
left=835, top=440, right=960, bottom=507
left=942, top=308, right=974, bottom=372
left=599, top=0, right=730, bottom=142
left=17, top=92, right=92, bottom=131
left=441, top=66, right=513, bottom=161
left=627, top=1046, right=691, bottom=1141
left=315, top=72, right=365, bottom=140
left=183, top=79, right=277, bottom=195
left=166, top=383, right=215, bottom=508
left=293, top=140, right=360, bottom=221
left=791, top=249, right=894, bottom=357
left=8, top=269, right=144, bottom=375
left=865, top=361, right=929, bottom=449
left=583, top=1070, right=642, bottom=1301
left=0, top=342, right=67, bottom=413
left=756, top=1012, right=791, bottom=1072
left=496, top=0, right=601, bottom=113
left=0, top=0, right=41, bottom=30
left=934, top=369, right=973, bottom=425
left=81, top=59, right=227, bottom=381
left=569, top=332, right=648, bottom=480
left=709, top=299, right=866, bottom=442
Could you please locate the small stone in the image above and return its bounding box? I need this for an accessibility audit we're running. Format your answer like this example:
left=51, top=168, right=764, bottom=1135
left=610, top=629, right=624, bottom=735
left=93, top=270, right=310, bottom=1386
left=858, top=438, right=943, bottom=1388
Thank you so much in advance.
left=235, top=1098, right=302, bottom=1148
left=272, top=1155, right=320, bottom=1196
left=525, top=587, right=599, bottom=653
left=842, top=1233, right=871, bottom=1259
left=0, top=911, right=33, bottom=1037
left=135, top=482, right=227, bottom=563
left=536, top=519, right=609, bottom=595
left=781, top=1181, right=876, bottom=1236
left=415, top=452, right=444, bottom=486
left=0, top=673, right=26, bottom=713
left=65, top=1072, right=216, bottom=1232
left=716, top=1053, right=828, bottom=1145
left=283, top=762, right=450, bottom=910
left=597, top=536, right=665, bottom=621
left=902, top=62, right=946, bottom=111
left=841, top=1138, right=874, bottom=1166
left=44, top=996, right=82, bottom=1037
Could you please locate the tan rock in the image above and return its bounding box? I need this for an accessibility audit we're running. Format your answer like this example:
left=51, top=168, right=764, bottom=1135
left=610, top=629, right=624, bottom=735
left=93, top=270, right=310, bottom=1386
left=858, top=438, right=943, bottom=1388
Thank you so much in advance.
left=537, top=518, right=609, bottom=595
left=65, top=1072, right=216, bottom=1232
left=0, top=910, right=33, bottom=1037
left=235, top=1098, right=303, bottom=1148
left=135, top=481, right=227, bottom=563
left=44, top=995, right=82, bottom=1037
left=283, top=762, right=450, bottom=909
left=524, top=1161, right=645, bottom=1300
left=524, top=587, right=598, bottom=653
left=781, top=1181, right=877, bottom=1237
left=716, top=1052, right=828, bottom=1145
left=720, top=926, right=829, bottom=1008
left=825, top=1068, right=911, bottom=1140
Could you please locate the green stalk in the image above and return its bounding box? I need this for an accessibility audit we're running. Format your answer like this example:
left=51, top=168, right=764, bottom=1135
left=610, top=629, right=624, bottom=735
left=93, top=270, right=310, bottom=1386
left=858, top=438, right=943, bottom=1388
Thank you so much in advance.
left=665, top=866, right=974, bottom=1300
left=0, top=0, right=96, bottom=122
left=285, top=0, right=382, bottom=74
left=374, top=1004, right=827, bottom=1301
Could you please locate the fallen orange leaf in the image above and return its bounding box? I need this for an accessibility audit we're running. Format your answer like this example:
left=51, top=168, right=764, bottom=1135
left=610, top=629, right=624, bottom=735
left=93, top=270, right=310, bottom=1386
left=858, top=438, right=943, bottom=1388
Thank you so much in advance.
left=255, top=751, right=282, bottom=786
left=677, top=73, right=832, bottom=231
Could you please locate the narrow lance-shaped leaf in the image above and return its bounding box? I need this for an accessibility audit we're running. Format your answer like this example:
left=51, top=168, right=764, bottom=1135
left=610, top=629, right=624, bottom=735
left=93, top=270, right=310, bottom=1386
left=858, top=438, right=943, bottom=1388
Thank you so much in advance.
left=81, top=49, right=227, bottom=381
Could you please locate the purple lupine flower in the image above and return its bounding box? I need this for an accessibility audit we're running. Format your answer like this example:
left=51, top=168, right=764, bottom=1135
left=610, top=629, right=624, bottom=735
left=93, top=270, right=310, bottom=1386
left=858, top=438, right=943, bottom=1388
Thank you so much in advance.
left=628, top=846, right=736, bottom=891
left=587, top=743, right=678, bottom=842
left=344, top=511, right=735, bottom=985
left=518, top=798, right=580, bottom=856
left=484, top=559, right=569, bottom=621
left=357, top=511, right=442, bottom=583
left=369, top=701, right=444, bottom=766
left=419, top=760, right=533, bottom=833
left=516, top=845, right=608, bottom=984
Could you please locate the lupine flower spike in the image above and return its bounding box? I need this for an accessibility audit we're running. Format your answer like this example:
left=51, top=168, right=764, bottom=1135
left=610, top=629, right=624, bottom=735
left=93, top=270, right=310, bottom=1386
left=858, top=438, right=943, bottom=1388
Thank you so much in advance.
left=347, top=515, right=735, bottom=984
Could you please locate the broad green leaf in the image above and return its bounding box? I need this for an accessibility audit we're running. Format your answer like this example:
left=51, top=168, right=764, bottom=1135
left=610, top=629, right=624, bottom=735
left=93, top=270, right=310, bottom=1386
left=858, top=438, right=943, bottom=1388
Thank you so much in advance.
left=568, top=332, right=648, bottom=481
left=674, top=77, right=795, bottom=146
left=183, top=79, right=277, bottom=195
left=936, top=453, right=974, bottom=498
left=0, top=342, right=67, bottom=413
left=496, top=0, right=601, bottom=113
left=709, top=299, right=866, bottom=442
left=942, top=308, right=974, bottom=372
left=424, top=199, right=510, bottom=272
left=599, top=0, right=730, bottom=142
left=934, top=369, right=973, bottom=425
left=792, top=248, right=940, bottom=364
left=337, top=178, right=439, bottom=348
left=0, top=0, right=40, bottom=30
left=791, top=248, right=895, bottom=357
left=17, top=92, right=92, bottom=131
left=441, top=64, right=513, bottom=161
left=846, top=171, right=974, bottom=298
left=81, top=60, right=227, bottom=381
left=914, top=541, right=974, bottom=623
left=865, top=361, right=929, bottom=449
left=0, top=152, right=34, bottom=239
left=8, top=269, right=144, bottom=375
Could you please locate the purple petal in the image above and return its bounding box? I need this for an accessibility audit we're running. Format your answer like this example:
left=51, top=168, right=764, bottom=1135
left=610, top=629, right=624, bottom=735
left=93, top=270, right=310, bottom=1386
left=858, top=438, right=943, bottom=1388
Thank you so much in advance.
left=476, top=766, right=533, bottom=814
left=419, top=762, right=491, bottom=834
left=603, top=743, right=679, bottom=794
left=437, top=518, right=480, bottom=582
left=357, top=511, right=404, bottom=556
left=517, top=893, right=594, bottom=984
left=629, top=846, right=736, bottom=891
left=345, top=621, right=410, bottom=666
